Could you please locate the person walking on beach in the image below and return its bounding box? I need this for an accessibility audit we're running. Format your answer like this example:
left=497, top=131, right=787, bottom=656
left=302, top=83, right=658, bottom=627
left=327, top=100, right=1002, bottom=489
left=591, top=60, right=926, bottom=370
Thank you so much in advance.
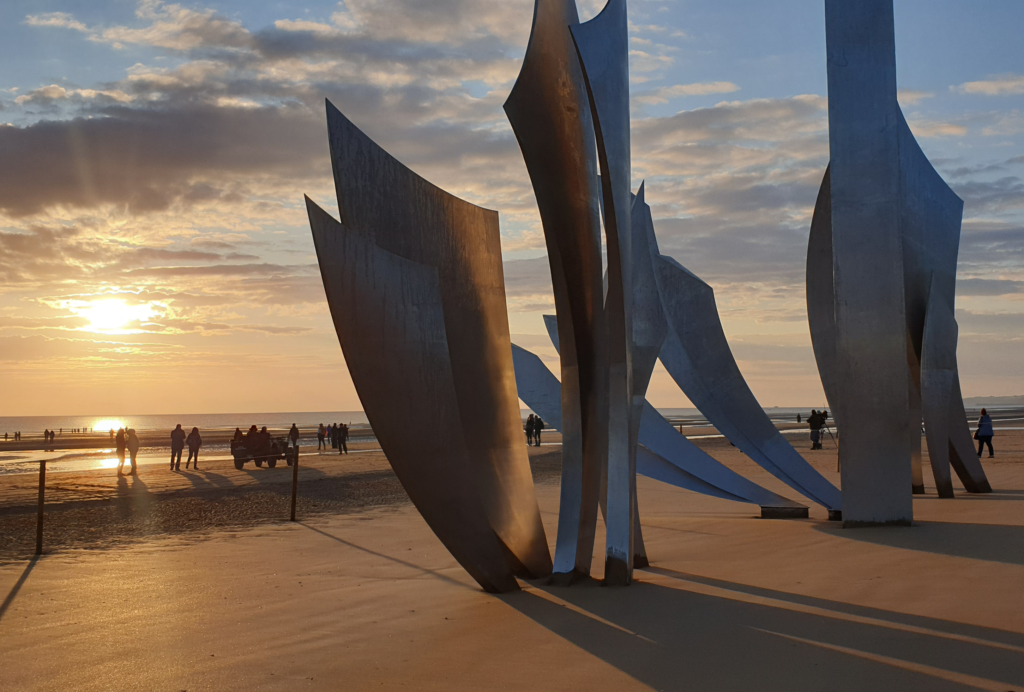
left=525, top=415, right=535, bottom=446
left=289, top=423, right=300, bottom=450
left=976, top=408, right=995, bottom=458
left=331, top=423, right=339, bottom=449
left=534, top=416, right=545, bottom=446
left=115, top=427, right=127, bottom=475
left=186, top=427, right=202, bottom=470
left=170, top=424, right=186, bottom=471
left=317, top=424, right=326, bottom=451
left=126, top=429, right=140, bottom=475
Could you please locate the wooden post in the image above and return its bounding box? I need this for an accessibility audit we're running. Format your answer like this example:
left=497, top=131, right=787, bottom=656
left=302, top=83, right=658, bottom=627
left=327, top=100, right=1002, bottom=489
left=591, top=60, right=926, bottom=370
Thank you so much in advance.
left=290, top=444, right=299, bottom=522
left=36, top=460, right=46, bottom=555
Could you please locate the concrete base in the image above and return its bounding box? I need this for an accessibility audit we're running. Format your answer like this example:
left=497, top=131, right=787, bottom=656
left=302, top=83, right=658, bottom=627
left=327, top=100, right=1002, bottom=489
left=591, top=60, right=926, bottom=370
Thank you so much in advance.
left=827, top=510, right=843, bottom=522
left=843, top=519, right=913, bottom=528
left=547, top=569, right=591, bottom=587
left=760, top=506, right=810, bottom=519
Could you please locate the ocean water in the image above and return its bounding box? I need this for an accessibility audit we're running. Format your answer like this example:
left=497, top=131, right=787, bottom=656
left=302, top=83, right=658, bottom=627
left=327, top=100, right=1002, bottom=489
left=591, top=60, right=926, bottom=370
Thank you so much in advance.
left=0, top=411, right=371, bottom=438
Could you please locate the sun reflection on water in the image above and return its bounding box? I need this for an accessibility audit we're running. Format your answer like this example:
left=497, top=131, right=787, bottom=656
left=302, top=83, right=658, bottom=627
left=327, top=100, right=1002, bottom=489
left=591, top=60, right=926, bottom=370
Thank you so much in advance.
left=94, top=419, right=128, bottom=433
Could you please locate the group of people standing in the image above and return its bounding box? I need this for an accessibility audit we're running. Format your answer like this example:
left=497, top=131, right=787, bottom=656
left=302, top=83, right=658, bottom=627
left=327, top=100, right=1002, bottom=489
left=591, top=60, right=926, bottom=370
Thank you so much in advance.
left=317, top=423, right=349, bottom=453
left=524, top=414, right=545, bottom=447
left=170, top=424, right=203, bottom=471
left=114, top=427, right=141, bottom=475
left=3, top=432, right=22, bottom=441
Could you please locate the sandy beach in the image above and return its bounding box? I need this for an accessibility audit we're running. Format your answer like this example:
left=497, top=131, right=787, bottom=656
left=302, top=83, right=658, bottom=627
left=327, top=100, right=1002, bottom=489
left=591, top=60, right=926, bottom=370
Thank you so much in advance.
left=2, top=431, right=1023, bottom=691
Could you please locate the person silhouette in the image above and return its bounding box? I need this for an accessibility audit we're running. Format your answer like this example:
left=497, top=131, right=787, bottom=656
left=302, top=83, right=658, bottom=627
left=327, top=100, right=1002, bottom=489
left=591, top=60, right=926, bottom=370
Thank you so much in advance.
left=126, top=429, right=140, bottom=475
left=170, top=424, right=186, bottom=471
left=976, top=408, right=994, bottom=458
left=115, top=428, right=127, bottom=475
left=186, top=427, right=202, bottom=470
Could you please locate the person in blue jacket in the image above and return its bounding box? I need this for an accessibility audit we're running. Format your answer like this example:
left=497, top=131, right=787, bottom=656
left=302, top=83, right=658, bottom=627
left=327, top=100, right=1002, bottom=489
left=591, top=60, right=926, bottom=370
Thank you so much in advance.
left=976, top=408, right=994, bottom=458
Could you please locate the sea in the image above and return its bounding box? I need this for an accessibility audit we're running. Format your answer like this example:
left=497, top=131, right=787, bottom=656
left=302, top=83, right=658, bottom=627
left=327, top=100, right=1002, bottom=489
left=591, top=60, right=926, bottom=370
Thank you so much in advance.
left=1, top=405, right=1017, bottom=477
left=0, top=411, right=371, bottom=437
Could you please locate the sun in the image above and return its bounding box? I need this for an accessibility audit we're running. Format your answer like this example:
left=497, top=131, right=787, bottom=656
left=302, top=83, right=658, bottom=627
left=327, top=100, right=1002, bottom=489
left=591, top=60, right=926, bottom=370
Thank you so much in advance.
left=93, top=419, right=128, bottom=433
left=75, top=299, right=154, bottom=333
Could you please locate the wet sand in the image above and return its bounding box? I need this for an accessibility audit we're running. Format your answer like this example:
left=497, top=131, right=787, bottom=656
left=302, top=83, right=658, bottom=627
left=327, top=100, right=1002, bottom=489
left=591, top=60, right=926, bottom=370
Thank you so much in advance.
left=1, top=432, right=1022, bottom=690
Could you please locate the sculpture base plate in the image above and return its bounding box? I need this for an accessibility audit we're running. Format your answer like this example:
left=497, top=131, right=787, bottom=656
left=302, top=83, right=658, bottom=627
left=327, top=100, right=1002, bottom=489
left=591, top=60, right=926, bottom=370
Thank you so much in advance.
left=968, top=480, right=993, bottom=494
left=547, top=569, right=592, bottom=587
left=912, top=484, right=926, bottom=495
left=827, top=510, right=843, bottom=522
left=603, top=557, right=631, bottom=586
left=633, top=553, right=650, bottom=569
left=760, top=506, right=809, bottom=519
left=843, top=519, right=913, bottom=528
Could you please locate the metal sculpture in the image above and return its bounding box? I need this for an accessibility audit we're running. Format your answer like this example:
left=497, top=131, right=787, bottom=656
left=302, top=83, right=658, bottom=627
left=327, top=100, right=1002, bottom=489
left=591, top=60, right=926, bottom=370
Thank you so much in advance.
left=513, top=343, right=809, bottom=517
left=635, top=180, right=842, bottom=516
left=808, top=0, right=990, bottom=516
left=570, top=0, right=637, bottom=585
left=504, top=0, right=606, bottom=584
left=920, top=279, right=992, bottom=496
left=652, top=252, right=843, bottom=517
left=307, top=101, right=551, bottom=593
left=813, top=0, right=914, bottom=525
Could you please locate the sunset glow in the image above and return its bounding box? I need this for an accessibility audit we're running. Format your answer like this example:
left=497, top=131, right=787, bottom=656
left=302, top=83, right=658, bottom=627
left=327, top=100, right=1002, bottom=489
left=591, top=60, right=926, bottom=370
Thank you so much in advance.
left=93, top=420, right=127, bottom=433
left=0, top=0, right=1022, bottom=418
left=73, top=300, right=155, bottom=334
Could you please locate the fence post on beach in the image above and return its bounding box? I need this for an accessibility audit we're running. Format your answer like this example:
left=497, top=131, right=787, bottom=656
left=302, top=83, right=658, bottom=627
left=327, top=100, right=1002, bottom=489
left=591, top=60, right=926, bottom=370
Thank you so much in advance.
left=290, top=444, right=299, bottom=522
left=36, top=460, right=46, bottom=555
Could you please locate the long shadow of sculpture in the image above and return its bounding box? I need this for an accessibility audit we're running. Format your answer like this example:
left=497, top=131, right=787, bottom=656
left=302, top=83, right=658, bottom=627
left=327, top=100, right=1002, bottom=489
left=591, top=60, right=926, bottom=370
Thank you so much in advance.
left=305, top=101, right=550, bottom=593
left=500, top=575, right=1024, bottom=691
left=813, top=520, right=1024, bottom=568
left=807, top=0, right=991, bottom=512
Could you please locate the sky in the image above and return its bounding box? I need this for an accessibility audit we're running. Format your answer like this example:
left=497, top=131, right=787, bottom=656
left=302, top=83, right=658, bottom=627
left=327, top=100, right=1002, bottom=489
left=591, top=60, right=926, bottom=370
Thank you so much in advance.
left=0, top=0, right=1022, bottom=416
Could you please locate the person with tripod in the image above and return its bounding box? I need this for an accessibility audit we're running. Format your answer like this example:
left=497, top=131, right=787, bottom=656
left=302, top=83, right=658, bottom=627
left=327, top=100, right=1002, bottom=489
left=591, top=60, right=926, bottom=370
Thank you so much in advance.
left=808, top=410, right=823, bottom=450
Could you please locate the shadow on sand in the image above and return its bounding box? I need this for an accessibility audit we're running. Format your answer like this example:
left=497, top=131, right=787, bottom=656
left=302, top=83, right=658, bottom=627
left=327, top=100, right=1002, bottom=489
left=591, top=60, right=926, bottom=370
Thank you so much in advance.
left=814, top=521, right=1024, bottom=567
left=502, top=568, right=1024, bottom=691
left=297, top=523, right=477, bottom=592
left=0, top=556, right=39, bottom=623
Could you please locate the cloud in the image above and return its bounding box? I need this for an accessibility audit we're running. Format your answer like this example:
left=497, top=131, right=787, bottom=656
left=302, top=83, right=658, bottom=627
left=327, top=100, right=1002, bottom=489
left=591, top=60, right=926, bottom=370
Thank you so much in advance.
left=954, top=74, right=1024, bottom=96
left=897, top=89, right=934, bottom=105
left=957, top=278, right=1024, bottom=296
left=0, top=104, right=327, bottom=216
left=634, top=81, right=740, bottom=106
left=904, top=118, right=968, bottom=139
left=13, top=84, right=134, bottom=106
left=24, top=12, right=89, bottom=33
left=981, top=111, right=1024, bottom=137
